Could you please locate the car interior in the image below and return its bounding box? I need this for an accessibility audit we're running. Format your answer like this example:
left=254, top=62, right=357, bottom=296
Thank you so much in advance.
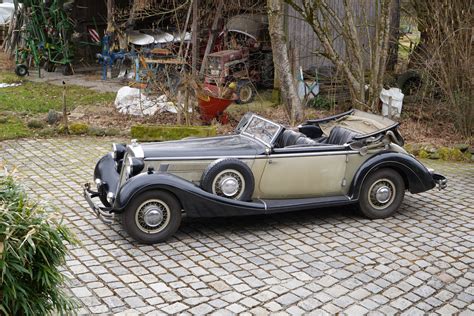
left=275, top=125, right=361, bottom=148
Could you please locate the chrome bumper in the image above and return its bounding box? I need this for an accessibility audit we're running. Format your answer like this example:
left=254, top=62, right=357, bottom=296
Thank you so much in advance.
left=432, top=173, right=447, bottom=190
left=84, top=183, right=115, bottom=224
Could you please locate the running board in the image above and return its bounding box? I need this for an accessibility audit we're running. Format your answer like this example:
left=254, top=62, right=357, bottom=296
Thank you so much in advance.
left=261, top=196, right=355, bottom=214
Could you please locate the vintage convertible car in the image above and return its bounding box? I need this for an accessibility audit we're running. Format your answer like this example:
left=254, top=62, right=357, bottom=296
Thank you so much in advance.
left=84, top=109, right=447, bottom=244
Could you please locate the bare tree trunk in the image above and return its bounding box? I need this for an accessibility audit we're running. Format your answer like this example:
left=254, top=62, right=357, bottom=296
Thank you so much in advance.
left=268, top=0, right=303, bottom=124
left=387, top=0, right=400, bottom=71
left=191, top=0, right=199, bottom=76
left=107, top=0, right=114, bottom=32
left=285, top=0, right=393, bottom=112
left=368, top=0, right=391, bottom=111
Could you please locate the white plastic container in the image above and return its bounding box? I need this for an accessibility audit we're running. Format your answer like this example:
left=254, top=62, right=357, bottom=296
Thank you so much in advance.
left=380, top=87, right=404, bottom=118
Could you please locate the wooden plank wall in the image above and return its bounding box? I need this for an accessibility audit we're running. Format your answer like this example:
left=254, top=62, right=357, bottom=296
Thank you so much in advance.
left=285, top=0, right=377, bottom=72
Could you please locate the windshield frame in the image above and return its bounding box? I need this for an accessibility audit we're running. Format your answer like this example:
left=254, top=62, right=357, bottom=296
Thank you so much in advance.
left=240, top=114, right=283, bottom=147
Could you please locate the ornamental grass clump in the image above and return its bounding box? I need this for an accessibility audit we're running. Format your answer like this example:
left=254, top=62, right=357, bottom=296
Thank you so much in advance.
left=0, top=168, right=78, bottom=315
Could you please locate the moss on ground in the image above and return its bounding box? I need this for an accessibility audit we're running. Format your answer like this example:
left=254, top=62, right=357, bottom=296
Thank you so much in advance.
left=69, top=122, right=89, bottom=135
left=131, top=125, right=217, bottom=141
left=407, top=144, right=472, bottom=162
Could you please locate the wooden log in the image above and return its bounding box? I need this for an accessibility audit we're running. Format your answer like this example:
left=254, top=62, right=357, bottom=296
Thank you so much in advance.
left=199, top=0, right=224, bottom=76
left=191, top=0, right=199, bottom=75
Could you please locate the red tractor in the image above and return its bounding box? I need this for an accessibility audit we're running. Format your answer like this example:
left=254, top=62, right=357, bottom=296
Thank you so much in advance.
left=204, top=48, right=255, bottom=104
left=203, top=15, right=274, bottom=104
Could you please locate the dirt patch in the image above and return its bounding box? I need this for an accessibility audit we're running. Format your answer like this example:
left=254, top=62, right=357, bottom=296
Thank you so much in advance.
left=0, top=52, right=13, bottom=71
left=400, top=100, right=471, bottom=147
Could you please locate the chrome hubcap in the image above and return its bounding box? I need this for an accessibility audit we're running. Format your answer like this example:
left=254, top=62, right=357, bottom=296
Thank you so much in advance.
left=368, top=178, right=396, bottom=210
left=219, top=176, right=240, bottom=196
left=143, top=206, right=164, bottom=227
left=375, top=186, right=391, bottom=204
left=212, top=169, right=245, bottom=200
left=135, top=199, right=170, bottom=233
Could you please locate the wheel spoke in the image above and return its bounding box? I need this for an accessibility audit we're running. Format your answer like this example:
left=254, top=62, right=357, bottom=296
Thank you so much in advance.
left=135, top=199, right=171, bottom=234
left=368, top=178, right=396, bottom=210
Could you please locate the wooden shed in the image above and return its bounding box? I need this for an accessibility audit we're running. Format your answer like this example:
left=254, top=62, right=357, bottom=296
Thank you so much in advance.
left=285, top=0, right=378, bottom=72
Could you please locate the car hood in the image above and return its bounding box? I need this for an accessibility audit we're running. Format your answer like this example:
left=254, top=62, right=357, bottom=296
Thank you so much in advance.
left=131, top=135, right=267, bottom=159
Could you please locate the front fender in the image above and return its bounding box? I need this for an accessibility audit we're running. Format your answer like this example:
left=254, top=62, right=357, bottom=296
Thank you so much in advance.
left=348, top=152, right=435, bottom=199
left=115, top=172, right=265, bottom=217
left=94, top=153, right=120, bottom=197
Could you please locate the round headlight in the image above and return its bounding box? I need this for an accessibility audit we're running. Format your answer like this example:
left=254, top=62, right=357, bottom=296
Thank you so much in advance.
left=112, top=143, right=126, bottom=161
left=127, top=157, right=144, bottom=178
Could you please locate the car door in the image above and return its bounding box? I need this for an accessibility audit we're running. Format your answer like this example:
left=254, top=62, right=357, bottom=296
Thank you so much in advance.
left=257, top=149, right=348, bottom=199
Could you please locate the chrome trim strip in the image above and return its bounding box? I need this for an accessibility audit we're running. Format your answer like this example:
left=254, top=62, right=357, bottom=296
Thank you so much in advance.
left=258, top=199, right=268, bottom=211
left=145, top=156, right=257, bottom=161
left=143, top=151, right=358, bottom=161
left=269, top=150, right=357, bottom=158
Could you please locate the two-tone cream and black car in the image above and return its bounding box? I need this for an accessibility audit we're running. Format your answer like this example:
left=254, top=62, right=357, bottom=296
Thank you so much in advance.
left=84, top=110, right=447, bottom=244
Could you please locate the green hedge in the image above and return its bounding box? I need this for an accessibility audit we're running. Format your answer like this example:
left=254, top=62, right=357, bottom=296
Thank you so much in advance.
left=0, top=170, right=78, bottom=315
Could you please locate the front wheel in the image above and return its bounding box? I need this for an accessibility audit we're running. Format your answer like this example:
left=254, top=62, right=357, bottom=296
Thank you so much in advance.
left=15, top=64, right=28, bottom=77
left=122, top=190, right=182, bottom=244
left=357, top=169, right=405, bottom=219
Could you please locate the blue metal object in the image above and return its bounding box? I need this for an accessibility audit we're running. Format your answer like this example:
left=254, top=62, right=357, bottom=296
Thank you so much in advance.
left=96, top=33, right=129, bottom=80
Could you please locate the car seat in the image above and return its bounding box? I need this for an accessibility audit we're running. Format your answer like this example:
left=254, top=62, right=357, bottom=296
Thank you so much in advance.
left=277, top=130, right=318, bottom=147
left=325, top=126, right=360, bottom=145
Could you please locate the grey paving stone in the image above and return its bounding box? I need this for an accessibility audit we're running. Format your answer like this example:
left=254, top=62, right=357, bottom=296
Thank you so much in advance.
left=345, top=304, right=369, bottom=315
left=413, top=285, right=436, bottom=298
left=276, top=293, right=300, bottom=306
left=124, top=296, right=146, bottom=308
left=2, top=138, right=472, bottom=315
left=188, top=303, right=214, bottom=315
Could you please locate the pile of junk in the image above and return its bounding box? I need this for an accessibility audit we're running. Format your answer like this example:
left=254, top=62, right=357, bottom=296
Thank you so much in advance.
left=110, top=14, right=274, bottom=123
left=3, top=0, right=274, bottom=124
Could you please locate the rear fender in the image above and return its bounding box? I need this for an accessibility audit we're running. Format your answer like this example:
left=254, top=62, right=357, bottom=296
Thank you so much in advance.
left=348, top=152, right=435, bottom=199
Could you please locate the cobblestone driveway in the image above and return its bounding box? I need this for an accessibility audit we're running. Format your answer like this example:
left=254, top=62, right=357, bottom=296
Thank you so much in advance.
left=1, top=138, right=473, bottom=315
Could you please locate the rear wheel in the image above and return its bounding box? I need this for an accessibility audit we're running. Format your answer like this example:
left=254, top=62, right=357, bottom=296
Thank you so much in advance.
left=357, top=169, right=405, bottom=219
left=122, top=190, right=182, bottom=244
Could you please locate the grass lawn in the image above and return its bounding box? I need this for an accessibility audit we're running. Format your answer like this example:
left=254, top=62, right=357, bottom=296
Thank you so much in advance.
left=0, top=72, right=115, bottom=140
left=0, top=73, right=115, bottom=114
left=0, top=116, right=31, bottom=139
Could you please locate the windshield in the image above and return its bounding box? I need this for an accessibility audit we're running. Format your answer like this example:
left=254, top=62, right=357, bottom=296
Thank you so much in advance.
left=240, top=114, right=282, bottom=146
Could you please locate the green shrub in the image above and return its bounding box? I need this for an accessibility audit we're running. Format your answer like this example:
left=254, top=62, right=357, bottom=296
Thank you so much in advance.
left=27, top=119, right=45, bottom=129
left=87, top=127, right=106, bottom=136
left=307, top=95, right=333, bottom=110
left=0, top=169, right=78, bottom=315
left=104, top=128, right=120, bottom=136
left=47, top=110, right=62, bottom=125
